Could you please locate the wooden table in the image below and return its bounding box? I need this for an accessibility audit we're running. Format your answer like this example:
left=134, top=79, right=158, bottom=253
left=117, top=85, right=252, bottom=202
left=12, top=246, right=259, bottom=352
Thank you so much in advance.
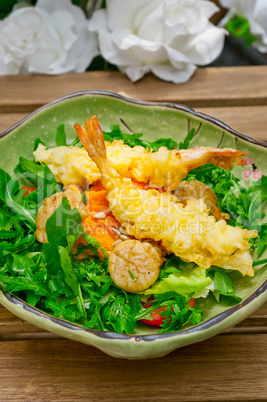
left=0, top=66, right=267, bottom=401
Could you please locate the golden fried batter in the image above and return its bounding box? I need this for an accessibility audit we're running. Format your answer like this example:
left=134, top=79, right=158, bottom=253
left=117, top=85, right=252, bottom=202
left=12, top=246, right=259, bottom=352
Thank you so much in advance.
left=75, top=116, right=257, bottom=277
left=34, top=138, right=245, bottom=191
left=108, top=240, right=162, bottom=293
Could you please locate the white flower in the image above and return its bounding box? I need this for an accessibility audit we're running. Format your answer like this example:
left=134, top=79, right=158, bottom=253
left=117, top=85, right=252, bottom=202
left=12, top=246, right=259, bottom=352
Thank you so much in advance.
left=0, top=0, right=99, bottom=75
left=88, top=0, right=226, bottom=83
left=219, top=0, right=267, bottom=53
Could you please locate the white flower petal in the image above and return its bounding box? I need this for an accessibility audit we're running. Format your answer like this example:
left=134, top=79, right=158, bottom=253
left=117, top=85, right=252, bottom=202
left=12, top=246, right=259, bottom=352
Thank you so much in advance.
left=131, top=43, right=168, bottom=64
left=106, top=0, right=160, bottom=31
left=151, top=62, right=196, bottom=83
left=0, top=0, right=99, bottom=75
left=120, top=65, right=150, bottom=82
left=90, top=0, right=225, bottom=82
left=98, top=31, right=138, bottom=66
left=196, top=0, right=219, bottom=20
left=182, top=25, right=226, bottom=65
left=89, top=9, right=108, bottom=31
left=51, top=10, right=77, bottom=51
left=137, top=2, right=165, bottom=42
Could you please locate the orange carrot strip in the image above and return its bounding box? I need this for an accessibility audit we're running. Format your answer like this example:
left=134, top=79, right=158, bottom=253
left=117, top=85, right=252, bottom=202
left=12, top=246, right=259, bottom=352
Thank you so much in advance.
left=212, top=206, right=225, bottom=221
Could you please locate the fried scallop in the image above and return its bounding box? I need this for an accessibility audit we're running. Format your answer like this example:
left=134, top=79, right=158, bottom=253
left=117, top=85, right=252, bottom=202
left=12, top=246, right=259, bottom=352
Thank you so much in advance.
left=174, top=180, right=218, bottom=213
left=108, top=240, right=163, bottom=293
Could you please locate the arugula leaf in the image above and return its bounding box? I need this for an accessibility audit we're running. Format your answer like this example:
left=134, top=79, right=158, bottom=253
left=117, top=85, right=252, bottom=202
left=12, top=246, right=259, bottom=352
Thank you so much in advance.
left=208, top=268, right=242, bottom=303
left=55, top=124, right=81, bottom=147
left=33, top=138, right=46, bottom=152
left=0, top=254, right=48, bottom=296
left=186, top=165, right=267, bottom=256
left=178, top=128, right=195, bottom=150
left=0, top=168, right=36, bottom=228
left=81, top=231, right=108, bottom=258
left=14, top=157, right=60, bottom=201
left=43, top=196, right=82, bottom=272
left=136, top=292, right=203, bottom=333
left=58, top=245, right=86, bottom=319
left=101, top=291, right=141, bottom=334
left=56, top=124, right=67, bottom=147
left=103, top=125, right=177, bottom=151
left=253, top=258, right=267, bottom=267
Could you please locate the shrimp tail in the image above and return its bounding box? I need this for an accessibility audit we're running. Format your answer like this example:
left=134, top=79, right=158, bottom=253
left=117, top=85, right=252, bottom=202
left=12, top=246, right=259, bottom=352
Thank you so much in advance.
left=179, top=147, right=246, bottom=171
left=74, top=116, right=107, bottom=170
left=74, top=115, right=120, bottom=189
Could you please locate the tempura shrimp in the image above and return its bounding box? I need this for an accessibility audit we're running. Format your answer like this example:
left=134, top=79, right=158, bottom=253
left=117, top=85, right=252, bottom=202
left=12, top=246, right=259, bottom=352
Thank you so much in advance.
left=34, top=132, right=245, bottom=191
left=74, top=116, right=258, bottom=277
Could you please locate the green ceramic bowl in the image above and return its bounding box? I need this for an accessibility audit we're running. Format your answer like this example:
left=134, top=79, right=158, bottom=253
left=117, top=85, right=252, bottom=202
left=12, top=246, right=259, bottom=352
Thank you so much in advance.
left=0, top=91, right=266, bottom=359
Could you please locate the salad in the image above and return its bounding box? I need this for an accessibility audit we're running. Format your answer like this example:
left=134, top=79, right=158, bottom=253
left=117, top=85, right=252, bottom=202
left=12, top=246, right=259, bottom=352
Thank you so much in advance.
left=0, top=116, right=266, bottom=335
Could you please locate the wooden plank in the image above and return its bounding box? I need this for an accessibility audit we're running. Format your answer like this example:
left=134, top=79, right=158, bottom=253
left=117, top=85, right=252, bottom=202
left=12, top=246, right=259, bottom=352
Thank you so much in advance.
left=1, top=66, right=267, bottom=111
left=0, top=335, right=266, bottom=401
left=1, top=106, right=267, bottom=142
left=0, top=112, right=27, bottom=133
left=0, top=303, right=266, bottom=337
left=0, top=305, right=44, bottom=335
left=197, top=106, right=267, bottom=142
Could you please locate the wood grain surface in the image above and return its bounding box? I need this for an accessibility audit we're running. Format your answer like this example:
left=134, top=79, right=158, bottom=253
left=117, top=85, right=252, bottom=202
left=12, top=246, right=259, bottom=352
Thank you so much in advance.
left=0, top=67, right=267, bottom=401
left=1, top=66, right=267, bottom=111
left=0, top=335, right=266, bottom=401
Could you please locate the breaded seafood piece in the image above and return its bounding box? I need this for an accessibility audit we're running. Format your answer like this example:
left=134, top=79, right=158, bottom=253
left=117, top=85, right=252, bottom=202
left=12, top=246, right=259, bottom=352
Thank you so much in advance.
left=108, top=240, right=162, bottom=293
left=34, top=134, right=246, bottom=191
left=74, top=115, right=258, bottom=277
left=174, top=180, right=218, bottom=213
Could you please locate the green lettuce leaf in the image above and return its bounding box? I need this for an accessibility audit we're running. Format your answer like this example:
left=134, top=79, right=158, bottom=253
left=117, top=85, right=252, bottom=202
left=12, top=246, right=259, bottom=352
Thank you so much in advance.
left=144, top=265, right=212, bottom=296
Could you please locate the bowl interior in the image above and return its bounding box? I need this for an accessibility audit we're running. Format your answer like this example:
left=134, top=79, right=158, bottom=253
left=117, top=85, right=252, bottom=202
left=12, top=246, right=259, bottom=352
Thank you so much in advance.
left=1, top=91, right=266, bottom=337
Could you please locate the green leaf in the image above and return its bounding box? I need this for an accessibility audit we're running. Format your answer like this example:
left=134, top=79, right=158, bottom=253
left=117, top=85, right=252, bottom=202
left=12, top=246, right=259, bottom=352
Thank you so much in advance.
left=56, top=124, right=67, bottom=147
left=212, top=270, right=242, bottom=302
left=43, top=196, right=82, bottom=272
left=0, top=0, right=17, bottom=20
left=128, top=270, right=137, bottom=281
left=178, top=128, right=195, bottom=150
left=103, top=125, right=177, bottom=151
left=26, top=292, right=41, bottom=307
left=58, top=246, right=86, bottom=318
left=33, top=138, right=45, bottom=152
left=14, top=157, right=60, bottom=194
left=0, top=168, right=36, bottom=227
left=102, top=294, right=137, bottom=334
left=81, top=231, right=108, bottom=258
left=226, top=15, right=256, bottom=46
left=145, top=264, right=212, bottom=297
